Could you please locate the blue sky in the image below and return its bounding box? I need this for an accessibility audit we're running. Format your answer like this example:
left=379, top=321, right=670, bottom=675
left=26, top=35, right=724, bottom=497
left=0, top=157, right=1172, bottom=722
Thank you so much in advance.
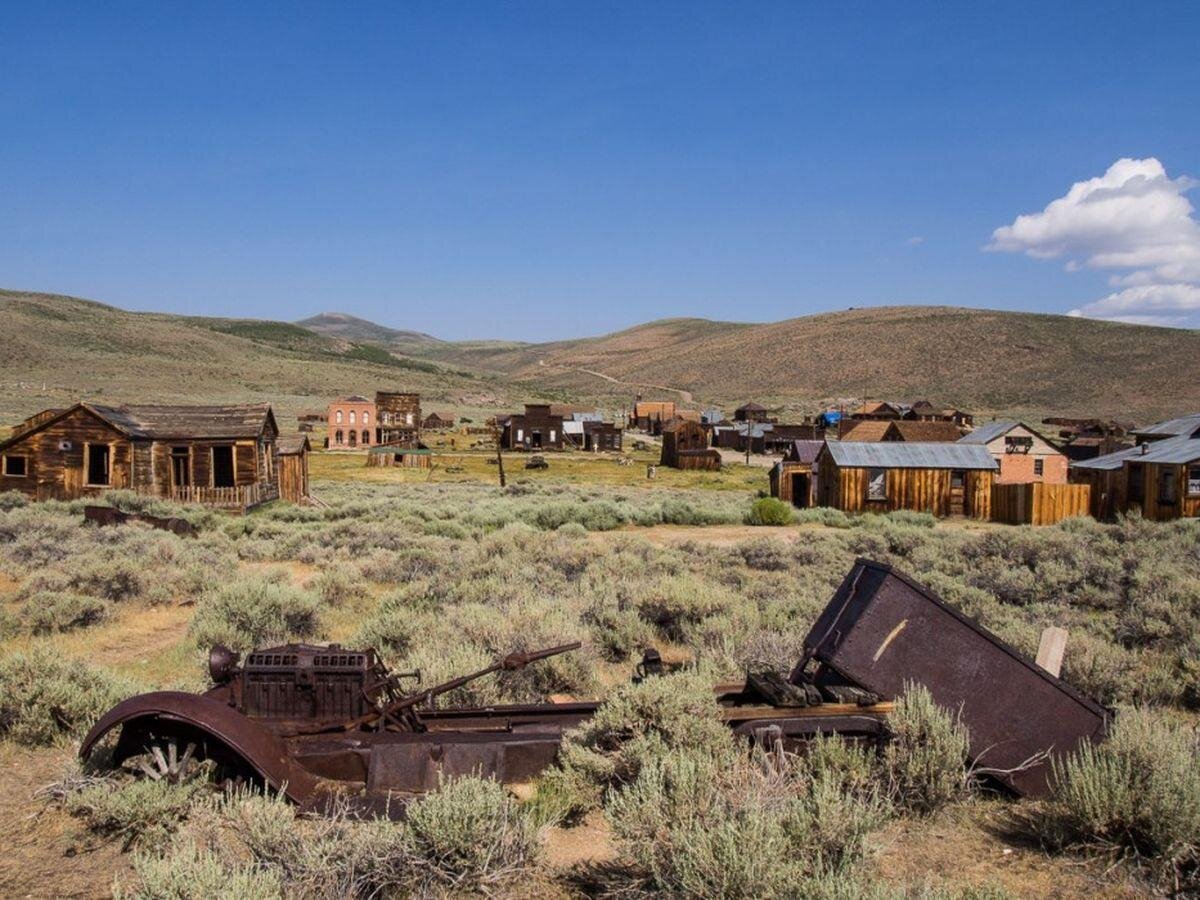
left=3, top=2, right=1198, bottom=340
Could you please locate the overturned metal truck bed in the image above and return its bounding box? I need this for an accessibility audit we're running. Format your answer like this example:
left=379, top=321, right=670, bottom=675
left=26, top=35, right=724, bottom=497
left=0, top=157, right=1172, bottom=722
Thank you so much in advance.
left=796, top=558, right=1110, bottom=796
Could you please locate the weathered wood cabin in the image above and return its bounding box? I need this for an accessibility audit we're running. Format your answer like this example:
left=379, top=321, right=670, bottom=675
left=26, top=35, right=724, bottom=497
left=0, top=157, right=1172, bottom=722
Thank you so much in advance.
left=815, top=441, right=997, bottom=518
left=661, top=418, right=720, bottom=470
left=840, top=420, right=964, bottom=443
left=501, top=404, right=565, bottom=450
left=277, top=434, right=311, bottom=504
left=957, top=421, right=1068, bottom=484
left=630, top=400, right=677, bottom=434
left=1070, top=413, right=1200, bottom=520
left=0, top=403, right=281, bottom=509
left=375, top=391, right=422, bottom=446
left=422, top=411, right=455, bottom=430
left=733, top=402, right=772, bottom=423
left=769, top=440, right=823, bottom=508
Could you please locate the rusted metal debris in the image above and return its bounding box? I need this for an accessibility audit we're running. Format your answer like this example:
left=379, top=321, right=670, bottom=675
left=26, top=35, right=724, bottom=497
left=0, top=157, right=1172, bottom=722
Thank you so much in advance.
left=84, top=505, right=197, bottom=537
left=81, top=559, right=1110, bottom=814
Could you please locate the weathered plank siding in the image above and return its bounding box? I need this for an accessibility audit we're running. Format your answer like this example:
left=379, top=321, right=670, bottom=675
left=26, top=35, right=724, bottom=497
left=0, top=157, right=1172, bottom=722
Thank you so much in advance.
left=1140, top=462, right=1200, bottom=521
left=0, top=407, right=132, bottom=500
left=816, top=455, right=992, bottom=518
left=991, top=482, right=1091, bottom=525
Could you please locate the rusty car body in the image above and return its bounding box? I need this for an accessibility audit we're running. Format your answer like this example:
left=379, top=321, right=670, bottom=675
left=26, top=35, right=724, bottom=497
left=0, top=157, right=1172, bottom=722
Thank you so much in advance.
left=81, top=559, right=1110, bottom=811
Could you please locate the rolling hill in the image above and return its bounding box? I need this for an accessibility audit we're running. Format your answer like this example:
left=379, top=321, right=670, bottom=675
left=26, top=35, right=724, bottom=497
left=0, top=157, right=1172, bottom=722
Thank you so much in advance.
left=308, top=306, right=1200, bottom=422
left=2, top=289, right=1196, bottom=427
left=0, top=290, right=524, bottom=427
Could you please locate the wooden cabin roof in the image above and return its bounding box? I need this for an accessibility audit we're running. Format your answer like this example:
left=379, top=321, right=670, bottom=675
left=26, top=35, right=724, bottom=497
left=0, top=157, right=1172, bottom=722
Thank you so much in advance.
left=278, top=434, right=311, bottom=455
left=0, top=402, right=277, bottom=451
left=840, top=420, right=891, bottom=441
left=888, top=420, right=964, bottom=442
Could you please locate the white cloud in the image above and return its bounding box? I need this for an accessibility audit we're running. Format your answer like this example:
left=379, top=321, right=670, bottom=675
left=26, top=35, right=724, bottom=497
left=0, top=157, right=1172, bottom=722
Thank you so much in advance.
left=906, top=235, right=925, bottom=247
left=988, top=157, right=1200, bottom=327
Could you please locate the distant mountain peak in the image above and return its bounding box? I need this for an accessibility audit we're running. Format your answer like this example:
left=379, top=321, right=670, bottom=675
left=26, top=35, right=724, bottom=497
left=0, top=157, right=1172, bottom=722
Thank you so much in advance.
left=296, top=312, right=442, bottom=346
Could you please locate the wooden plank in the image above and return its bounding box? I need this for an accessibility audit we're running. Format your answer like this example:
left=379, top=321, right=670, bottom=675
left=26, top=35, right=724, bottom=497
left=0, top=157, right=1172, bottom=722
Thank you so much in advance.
left=1035, top=627, right=1069, bottom=677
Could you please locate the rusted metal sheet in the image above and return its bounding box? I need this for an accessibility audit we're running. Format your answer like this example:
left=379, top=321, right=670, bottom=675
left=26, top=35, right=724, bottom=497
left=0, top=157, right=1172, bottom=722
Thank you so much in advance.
left=84, top=505, right=197, bottom=536
left=797, top=558, right=1110, bottom=796
left=80, top=691, right=322, bottom=806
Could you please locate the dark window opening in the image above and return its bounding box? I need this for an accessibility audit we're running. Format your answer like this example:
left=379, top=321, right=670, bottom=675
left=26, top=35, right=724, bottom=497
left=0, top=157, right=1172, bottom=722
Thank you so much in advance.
left=1189, top=465, right=1200, bottom=497
left=1033, top=458, right=1044, bottom=477
left=171, top=446, right=191, bottom=488
left=1128, top=463, right=1144, bottom=502
left=531, top=431, right=543, bottom=449
left=951, top=470, right=965, bottom=489
left=361, top=430, right=369, bottom=445
left=87, top=444, right=110, bottom=485
left=790, top=473, right=810, bottom=508
left=348, top=431, right=357, bottom=447
left=1158, top=467, right=1177, bottom=506
left=211, top=446, right=235, bottom=488
left=3, top=455, right=27, bottom=477
left=335, top=430, right=344, bottom=445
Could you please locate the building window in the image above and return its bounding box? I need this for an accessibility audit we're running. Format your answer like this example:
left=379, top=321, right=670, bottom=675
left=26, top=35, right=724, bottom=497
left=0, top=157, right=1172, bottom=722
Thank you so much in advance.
left=550, top=429, right=557, bottom=443
left=1004, top=435, right=1033, bottom=454
left=1189, top=465, right=1200, bottom=497
left=334, top=429, right=344, bottom=445
left=866, top=468, right=887, bottom=501
left=1033, top=458, right=1044, bottom=477
left=86, top=443, right=111, bottom=486
left=361, top=430, right=369, bottom=445
left=350, top=410, right=357, bottom=425
left=1158, top=467, right=1177, bottom=506
left=406, top=413, right=414, bottom=426
left=170, top=446, right=191, bottom=488
left=516, top=428, right=524, bottom=443
left=335, top=410, right=343, bottom=424
left=362, top=411, right=369, bottom=425
left=348, top=431, right=357, bottom=447
left=3, top=455, right=27, bottom=477
left=211, top=446, right=235, bottom=488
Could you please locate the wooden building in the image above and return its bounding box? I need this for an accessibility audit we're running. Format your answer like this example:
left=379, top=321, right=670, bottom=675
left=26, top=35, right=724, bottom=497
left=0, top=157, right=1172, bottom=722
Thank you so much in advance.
left=661, top=418, right=720, bottom=470
left=815, top=441, right=996, bottom=518
left=582, top=420, right=623, bottom=452
left=366, top=444, right=433, bottom=468
left=911, top=401, right=974, bottom=428
left=957, top=421, right=1068, bottom=484
left=733, top=402, right=772, bottom=423
left=277, top=434, right=311, bottom=504
left=849, top=400, right=914, bottom=421
left=501, top=404, right=565, bottom=450
left=328, top=396, right=375, bottom=449
left=1043, top=418, right=1132, bottom=462
left=630, top=400, right=677, bottom=433
left=1070, top=414, right=1200, bottom=520
left=422, top=411, right=455, bottom=430
left=769, top=439, right=824, bottom=508
left=375, top=392, right=422, bottom=445
left=0, top=402, right=281, bottom=510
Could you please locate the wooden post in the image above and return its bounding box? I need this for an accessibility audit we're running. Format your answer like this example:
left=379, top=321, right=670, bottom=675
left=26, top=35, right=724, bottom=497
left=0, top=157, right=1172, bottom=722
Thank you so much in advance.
left=490, top=422, right=506, bottom=488
left=1036, top=627, right=1068, bottom=678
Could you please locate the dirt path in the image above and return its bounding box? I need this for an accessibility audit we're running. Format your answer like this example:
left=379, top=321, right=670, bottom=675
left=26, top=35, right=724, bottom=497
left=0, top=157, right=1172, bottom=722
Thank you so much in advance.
left=0, top=744, right=134, bottom=899
left=571, top=366, right=695, bottom=405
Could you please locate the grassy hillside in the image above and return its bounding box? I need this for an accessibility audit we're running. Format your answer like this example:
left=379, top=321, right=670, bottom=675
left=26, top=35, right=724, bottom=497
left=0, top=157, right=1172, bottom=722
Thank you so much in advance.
left=411, top=306, right=1200, bottom=422
left=295, top=312, right=443, bottom=355
left=0, top=290, right=522, bottom=427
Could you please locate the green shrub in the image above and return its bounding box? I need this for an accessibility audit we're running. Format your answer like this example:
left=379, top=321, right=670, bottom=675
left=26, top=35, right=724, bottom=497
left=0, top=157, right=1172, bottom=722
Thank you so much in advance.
left=0, top=649, right=135, bottom=745
left=117, top=843, right=283, bottom=900
left=543, top=670, right=733, bottom=817
left=745, top=497, right=794, bottom=526
left=0, top=490, right=28, bottom=511
left=403, top=775, right=541, bottom=891
left=1030, top=708, right=1199, bottom=887
left=606, top=747, right=890, bottom=896
left=65, top=777, right=207, bottom=848
left=883, top=683, right=971, bottom=814
left=189, top=578, right=321, bottom=652
left=24, top=592, right=110, bottom=634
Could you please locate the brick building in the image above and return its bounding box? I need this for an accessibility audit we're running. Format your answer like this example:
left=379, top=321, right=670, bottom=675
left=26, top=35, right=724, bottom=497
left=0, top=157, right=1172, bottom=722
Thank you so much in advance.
left=327, top=396, right=375, bottom=449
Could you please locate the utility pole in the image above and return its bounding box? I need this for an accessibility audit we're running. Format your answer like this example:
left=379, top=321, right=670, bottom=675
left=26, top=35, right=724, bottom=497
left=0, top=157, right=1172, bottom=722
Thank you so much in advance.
left=490, top=421, right=506, bottom=488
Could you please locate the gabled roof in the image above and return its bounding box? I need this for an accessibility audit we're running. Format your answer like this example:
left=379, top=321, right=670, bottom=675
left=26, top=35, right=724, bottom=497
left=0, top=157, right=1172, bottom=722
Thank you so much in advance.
left=821, top=441, right=998, bottom=470
left=278, top=434, right=311, bottom=455
left=958, top=420, right=1058, bottom=448
left=334, top=395, right=372, bottom=404
left=736, top=401, right=767, bottom=412
left=0, top=402, right=277, bottom=451
left=1132, top=413, right=1200, bottom=438
left=785, top=440, right=825, bottom=465
left=840, top=420, right=891, bottom=442
left=1072, top=434, right=1200, bottom=471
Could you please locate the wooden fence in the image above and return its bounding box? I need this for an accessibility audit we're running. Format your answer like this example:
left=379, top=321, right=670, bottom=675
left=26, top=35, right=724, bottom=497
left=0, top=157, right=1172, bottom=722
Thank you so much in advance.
left=161, top=482, right=278, bottom=511
left=990, top=482, right=1091, bottom=526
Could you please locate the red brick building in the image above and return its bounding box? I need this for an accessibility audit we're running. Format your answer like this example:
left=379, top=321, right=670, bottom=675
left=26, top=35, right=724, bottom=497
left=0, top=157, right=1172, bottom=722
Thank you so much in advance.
left=327, top=396, right=375, bottom=449
left=957, top=421, right=1068, bottom=484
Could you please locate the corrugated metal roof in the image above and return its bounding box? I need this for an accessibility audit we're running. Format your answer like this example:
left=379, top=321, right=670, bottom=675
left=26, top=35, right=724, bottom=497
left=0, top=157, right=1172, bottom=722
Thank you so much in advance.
left=823, top=441, right=998, bottom=470
left=1133, top=413, right=1200, bottom=437
left=1072, top=434, right=1200, bottom=470
left=562, top=421, right=585, bottom=434
left=958, top=421, right=1017, bottom=445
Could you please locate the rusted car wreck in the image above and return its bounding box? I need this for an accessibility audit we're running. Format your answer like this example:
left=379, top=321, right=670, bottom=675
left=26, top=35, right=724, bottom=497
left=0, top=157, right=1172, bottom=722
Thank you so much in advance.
left=81, top=559, right=1110, bottom=811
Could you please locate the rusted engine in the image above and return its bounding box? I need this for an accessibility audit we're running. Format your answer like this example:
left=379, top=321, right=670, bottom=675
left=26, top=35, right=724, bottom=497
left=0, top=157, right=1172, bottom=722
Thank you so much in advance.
left=81, top=559, right=1111, bottom=814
